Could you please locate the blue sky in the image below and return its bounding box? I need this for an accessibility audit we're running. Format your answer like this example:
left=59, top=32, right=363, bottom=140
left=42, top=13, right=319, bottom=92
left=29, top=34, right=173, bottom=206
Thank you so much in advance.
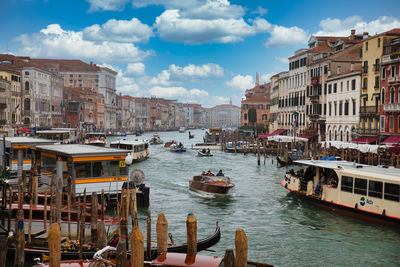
left=1, top=0, right=400, bottom=107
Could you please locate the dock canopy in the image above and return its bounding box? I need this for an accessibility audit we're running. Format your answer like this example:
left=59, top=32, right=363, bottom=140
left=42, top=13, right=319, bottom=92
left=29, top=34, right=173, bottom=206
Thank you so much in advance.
left=382, top=135, right=400, bottom=146
left=351, top=137, right=379, bottom=144
left=298, top=134, right=313, bottom=139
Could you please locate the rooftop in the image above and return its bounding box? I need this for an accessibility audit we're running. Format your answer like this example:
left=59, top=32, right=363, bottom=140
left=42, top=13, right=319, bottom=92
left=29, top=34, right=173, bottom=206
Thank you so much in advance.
left=35, top=144, right=130, bottom=157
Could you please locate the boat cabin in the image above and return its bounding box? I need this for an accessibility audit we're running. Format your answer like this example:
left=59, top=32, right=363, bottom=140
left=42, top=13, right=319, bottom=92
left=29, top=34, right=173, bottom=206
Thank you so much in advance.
left=283, top=160, right=400, bottom=224
left=84, top=132, right=106, bottom=146
left=0, top=137, right=55, bottom=172
left=36, top=128, right=78, bottom=144
left=110, top=139, right=149, bottom=163
left=35, top=144, right=130, bottom=196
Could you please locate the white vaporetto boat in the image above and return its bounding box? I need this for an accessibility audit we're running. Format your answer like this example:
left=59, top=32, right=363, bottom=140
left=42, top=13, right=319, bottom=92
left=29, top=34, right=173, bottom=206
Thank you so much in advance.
left=110, top=139, right=150, bottom=163
left=282, top=160, right=400, bottom=227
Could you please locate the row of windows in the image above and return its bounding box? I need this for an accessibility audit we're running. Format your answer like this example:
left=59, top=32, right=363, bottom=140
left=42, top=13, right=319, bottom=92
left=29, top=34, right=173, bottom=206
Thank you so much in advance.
left=289, top=57, right=307, bottom=70
left=278, top=95, right=306, bottom=108
left=341, top=175, right=399, bottom=202
left=243, top=113, right=268, bottom=121
left=381, top=87, right=400, bottom=104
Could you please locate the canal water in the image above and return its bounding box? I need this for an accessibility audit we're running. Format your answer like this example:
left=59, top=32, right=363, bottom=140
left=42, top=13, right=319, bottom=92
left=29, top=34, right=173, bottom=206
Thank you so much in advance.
left=114, top=129, right=400, bottom=266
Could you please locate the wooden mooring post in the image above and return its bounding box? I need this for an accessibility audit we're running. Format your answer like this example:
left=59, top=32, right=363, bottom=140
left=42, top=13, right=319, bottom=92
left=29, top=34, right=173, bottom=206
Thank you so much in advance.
left=146, top=209, right=151, bottom=261
left=186, top=213, right=197, bottom=256
left=156, top=213, right=168, bottom=256
left=0, top=235, right=7, bottom=267
left=97, top=189, right=107, bottom=249
left=91, top=192, right=98, bottom=243
left=235, top=229, right=248, bottom=267
left=48, top=223, right=61, bottom=267
left=131, top=226, right=144, bottom=267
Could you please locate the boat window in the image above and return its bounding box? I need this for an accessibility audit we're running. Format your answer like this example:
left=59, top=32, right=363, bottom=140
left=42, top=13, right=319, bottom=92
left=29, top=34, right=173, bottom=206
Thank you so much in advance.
left=109, top=160, right=127, bottom=176
left=110, top=144, right=118, bottom=149
left=92, top=161, right=108, bottom=177
left=384, top=183, right=400, bottom=202
left=75, top=162, right=91, bottom=178
left=354, top=178, right=367, bottom=195
left=341, top=176, right=353, bottom=193
left=368, top=180, right=383, bottom=198
left=42, top=155, right=56, bottom=173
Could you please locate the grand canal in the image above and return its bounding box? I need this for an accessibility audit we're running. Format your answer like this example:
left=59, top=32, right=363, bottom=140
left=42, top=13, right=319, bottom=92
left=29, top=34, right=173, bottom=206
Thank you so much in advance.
left=113, top=129, right=400, bottom=266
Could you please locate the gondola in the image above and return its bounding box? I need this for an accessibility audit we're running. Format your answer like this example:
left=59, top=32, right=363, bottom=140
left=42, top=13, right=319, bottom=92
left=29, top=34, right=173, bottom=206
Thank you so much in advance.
left=276, top=156, right=293, bottom=167
left=8, top=223, right=221, bottom=261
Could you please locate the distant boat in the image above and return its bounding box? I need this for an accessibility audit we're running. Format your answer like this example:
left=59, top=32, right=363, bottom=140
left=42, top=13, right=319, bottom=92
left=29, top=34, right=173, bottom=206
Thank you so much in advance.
left=84, top=132, right=106, bottom=147
left=150, top=133, right=163, bottom=145
left=179, top=127, right=186, bottom=133
left=189, top=131, right=195, bottom=139
left=198, top=150, right=213, bottom=157
left=189, top=175, right=235, bottom=194
left=170, top=143, right=186, bottom=152
left=164, top=140, right=176, bottom=148
left=110, top=139, right=150, bottom=163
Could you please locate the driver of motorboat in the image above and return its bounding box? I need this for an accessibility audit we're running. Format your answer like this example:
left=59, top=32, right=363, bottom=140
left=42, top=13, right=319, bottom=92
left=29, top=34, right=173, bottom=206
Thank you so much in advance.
left=216, top=170, right=224, bottom=176
left=207, top=148, right=210, bottom=154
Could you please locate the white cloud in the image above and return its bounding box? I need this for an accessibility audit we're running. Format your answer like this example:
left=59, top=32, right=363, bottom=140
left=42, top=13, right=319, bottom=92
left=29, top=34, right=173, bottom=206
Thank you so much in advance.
left=251, top=6, right=267, bottom=16
left=275, top=56, right=289, bottom=64
left=150, top=86, right=189, bottom=98
left=315, top=16, right=400, bottom=36
left=226, top=74, right=254, bottom=91
left=181, top=0, right=245, bottom=20
left=87, top=0, right=129, bottom=12
left=169, top=63, right=224, bottom=78
left=265, top=25, right=308, bottom=47
left=155, top=9, right=270, bottom=44
left=126, top=62, right=146, bottom=76
left=260, top=73, right=273, bottom=84
left=150, top=70, right=172, bottom=86
left=15, top=24, right=152, bottom=63
left=133, top=0, right=205, bottom=9
left=83, top=18, right=153, bottom=43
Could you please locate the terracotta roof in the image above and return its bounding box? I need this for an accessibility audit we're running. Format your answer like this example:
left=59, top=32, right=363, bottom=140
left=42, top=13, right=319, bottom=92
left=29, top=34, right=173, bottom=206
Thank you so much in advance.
left=315, top=36, right=345, bottom=43
left=30, top=58, right=101, bottom=72
left=308, top=43, right=331, bottom=52
left=329, top=42, right=362, bottom=61
left=326, top=66, right=362, bottom=80
left=214, top=104, right=240, bottom=109
left=362, top=28, right=400, bottom=42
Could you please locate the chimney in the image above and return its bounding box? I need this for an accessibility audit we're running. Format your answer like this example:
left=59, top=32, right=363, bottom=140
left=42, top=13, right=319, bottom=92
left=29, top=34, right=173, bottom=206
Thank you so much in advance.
left=351, top=29, right=356, bottom=36
left=90, top=61, right=93, bottom=66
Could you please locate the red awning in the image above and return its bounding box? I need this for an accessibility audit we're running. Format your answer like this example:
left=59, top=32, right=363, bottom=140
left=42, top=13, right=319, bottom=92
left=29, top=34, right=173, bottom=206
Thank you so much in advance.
left=382, top=136, right=400, bottom=146
left=351, top=137, right=379, bottom=144
left=298, top=134, right=313, bottom=139
left=258, top=129, right=287, bottom=139
left=17, top=128, right=31, bottom=132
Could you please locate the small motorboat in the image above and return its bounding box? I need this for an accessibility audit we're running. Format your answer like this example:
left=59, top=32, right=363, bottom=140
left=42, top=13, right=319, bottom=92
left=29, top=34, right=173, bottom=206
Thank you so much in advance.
left=189, top=175, right=234, bottom=194
left=179, top=127, right=186, bottom=133
left=170, top=143, right=186, bottom=153
left=150, top=133, right=164, bottom=145
left=198, top=150, right=213, bottom=157
left=164, top=140, right=176, bottom=148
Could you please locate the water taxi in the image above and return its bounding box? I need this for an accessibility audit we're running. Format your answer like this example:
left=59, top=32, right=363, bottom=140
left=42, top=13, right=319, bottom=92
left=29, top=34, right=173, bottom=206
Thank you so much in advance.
left=35, top=144, right=130, bottom=197
left=84, top=132, right=106, bottom=147
left=0, top=137, right=55, bottom=174
left=189, top=175, right=234, bottom=194
left=179, top=127, right=186, bottom=133
left=110, top=139, right=150, bottom=163
left=170, top=143, right=186, bottom=153
left=149, top=133, right=163, bottom=144
left=36, top=128, right=78, bottom=144
left=282, top=160, right=400, bottom=226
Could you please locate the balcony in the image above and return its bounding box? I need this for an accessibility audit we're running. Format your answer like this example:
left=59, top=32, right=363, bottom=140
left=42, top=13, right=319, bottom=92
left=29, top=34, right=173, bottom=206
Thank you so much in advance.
left=359, top=105, right=379, bottom=116
left=23, top=90, right=30, bottom=95
left=0, top=120, right=6, bottom=125
left=12, top=91, right=22, bottom=97
left=309, top=95, right=320, bottom=102
left=22, top=110, right=30, bottom=116
left=354, top=128, right=379, bottom=136
left=383, top=103, right=400, bottom=113
left=362, top=66, right=368, bottom=74
left=308, top=114, right=320, bottom=120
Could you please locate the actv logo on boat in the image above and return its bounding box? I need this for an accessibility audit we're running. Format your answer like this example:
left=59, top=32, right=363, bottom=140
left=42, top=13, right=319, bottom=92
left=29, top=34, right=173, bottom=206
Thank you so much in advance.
left=360, top=197, right=374, bottom=206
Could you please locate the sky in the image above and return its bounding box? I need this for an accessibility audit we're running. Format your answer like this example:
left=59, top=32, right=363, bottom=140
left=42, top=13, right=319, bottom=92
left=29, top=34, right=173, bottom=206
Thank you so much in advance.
left=1, top=0, right=400, bottom=107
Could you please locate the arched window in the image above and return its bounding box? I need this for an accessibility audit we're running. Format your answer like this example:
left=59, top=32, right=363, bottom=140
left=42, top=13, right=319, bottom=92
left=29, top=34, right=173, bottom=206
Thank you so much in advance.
left=25, top=81, right=29, bottom=91
left=24, top=98, right=30, bottom=110
left=381, top=88, right=385, bottom=105
left=334, top=130, right=337, bottom=141
left=391, top=87, right=395, bottom=104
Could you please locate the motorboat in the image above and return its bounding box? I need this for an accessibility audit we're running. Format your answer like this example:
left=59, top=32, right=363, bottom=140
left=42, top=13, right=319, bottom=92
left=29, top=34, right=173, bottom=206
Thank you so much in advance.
left=189, top=175, right=234, bottom=194
left=110, top=139, right=150, bottom=163
left=170, top=143, right=186, bottom=153
left=84, top=132, right=106, bottom=147
left=198, top=150, right=213, bottom=157
left=149, top=133, right=163, bottom=145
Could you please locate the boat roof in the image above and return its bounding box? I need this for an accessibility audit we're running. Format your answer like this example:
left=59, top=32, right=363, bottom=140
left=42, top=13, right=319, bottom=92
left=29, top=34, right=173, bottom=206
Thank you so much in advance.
left=110, top=139, right=147, bottom=145
left=295, top=160, right=400, bottom=182
left=35, top=144, right=130, bottom=157
left=37, top=130, right=71, bottom=134
left=5, top=137, right=56, bottom=146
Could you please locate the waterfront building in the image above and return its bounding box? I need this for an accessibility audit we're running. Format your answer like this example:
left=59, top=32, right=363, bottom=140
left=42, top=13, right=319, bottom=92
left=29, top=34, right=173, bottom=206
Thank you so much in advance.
left=277, top=71, right=289, bottom=134
left=325, top=43, right=362, bottom=142
left=211, top=102, right=240, bottom=128
left=0, top=65, right=22, bottom=127
left=380, top=36, right=400, bottom=137
left=287, top=49, right=308, bottom=136
left=359, top=29, right=400, bottom=140
left=241, top=74, right=271, bottom=129
left=182, top=104, right=194, bottom=128
left=133, top=97, right=149, bottom=131
left=269, top=72, right=282, bottom=133
left=0, top=73, right=11, bottom=128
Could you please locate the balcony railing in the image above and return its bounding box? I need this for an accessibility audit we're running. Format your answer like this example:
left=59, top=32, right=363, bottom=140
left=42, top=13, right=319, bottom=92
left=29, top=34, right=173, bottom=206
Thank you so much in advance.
left=354, top=128, right=379, bottom=136
left=383, top=103, right=400, bottom=112
left=309, top=95, right=320, bottom=101
left=359, top=105, right=379, bottom=115
left=22, top=110, right=30, bottom=116
left=12, top=91, right=22, bottom=97
left=23, top=90, right=30, bottom=95
left=388, top=77, right=396, bottom=83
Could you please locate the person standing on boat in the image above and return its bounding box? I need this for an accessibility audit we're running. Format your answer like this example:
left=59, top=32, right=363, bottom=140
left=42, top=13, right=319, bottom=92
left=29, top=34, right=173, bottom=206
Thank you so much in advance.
left=216, top=170, right=224, bottom=176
